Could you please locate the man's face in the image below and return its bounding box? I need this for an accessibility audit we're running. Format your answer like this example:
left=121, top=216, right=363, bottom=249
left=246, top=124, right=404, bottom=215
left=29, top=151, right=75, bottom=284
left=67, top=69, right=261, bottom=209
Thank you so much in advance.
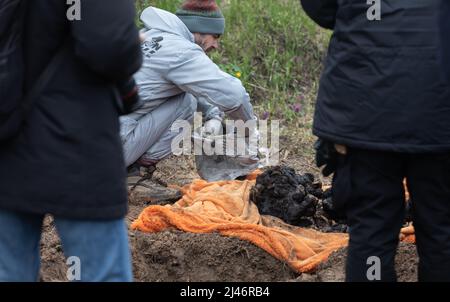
left=194, top=33, right=221, bottom=53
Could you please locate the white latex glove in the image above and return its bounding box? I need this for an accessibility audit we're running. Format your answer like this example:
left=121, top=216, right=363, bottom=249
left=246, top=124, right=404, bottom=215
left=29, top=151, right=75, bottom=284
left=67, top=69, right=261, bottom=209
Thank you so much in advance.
left=247, top=116, right=259, bottom=156
left=203, top=118, right=223, bottom=136
left=237, top=117, right=259, bottom=166
left=246, top=126, right=259, bottom=160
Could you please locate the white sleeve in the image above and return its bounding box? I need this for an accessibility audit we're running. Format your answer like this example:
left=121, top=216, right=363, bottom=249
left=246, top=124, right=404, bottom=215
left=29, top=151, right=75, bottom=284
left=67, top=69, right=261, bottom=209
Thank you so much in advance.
left=165, top=47, right=254, bottom=121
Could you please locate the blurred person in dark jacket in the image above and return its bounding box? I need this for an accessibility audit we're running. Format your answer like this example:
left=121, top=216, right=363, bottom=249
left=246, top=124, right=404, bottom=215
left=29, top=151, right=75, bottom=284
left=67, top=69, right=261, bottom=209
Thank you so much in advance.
left=302, top=0, right=450, bottom=282
left=0, top=0, right=142, bottom=281
left=440, top=0, right=450, bottom=82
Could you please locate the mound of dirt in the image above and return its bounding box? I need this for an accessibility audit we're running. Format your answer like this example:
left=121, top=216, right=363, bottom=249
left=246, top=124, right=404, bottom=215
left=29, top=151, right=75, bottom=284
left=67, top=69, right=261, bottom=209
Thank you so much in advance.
left=131, top=230, right=297, bottom=282
left=40, top=211, right=298, bottom=282
left=41, top=216, right=418, bottom=282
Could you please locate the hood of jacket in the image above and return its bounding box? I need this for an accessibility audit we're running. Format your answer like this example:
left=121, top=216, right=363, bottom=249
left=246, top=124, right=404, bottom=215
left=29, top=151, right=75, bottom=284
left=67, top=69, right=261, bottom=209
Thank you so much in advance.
left=140, top=7, right=194, bottom=43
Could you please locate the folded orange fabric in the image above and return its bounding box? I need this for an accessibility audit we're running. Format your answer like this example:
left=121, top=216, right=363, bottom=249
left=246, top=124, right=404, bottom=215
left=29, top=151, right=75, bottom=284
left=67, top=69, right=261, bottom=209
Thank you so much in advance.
left=131, top=173, right=349, bottom=273
left=400, top=225, right=416, bottom=244
left=132, top=171, right=416, bottom=273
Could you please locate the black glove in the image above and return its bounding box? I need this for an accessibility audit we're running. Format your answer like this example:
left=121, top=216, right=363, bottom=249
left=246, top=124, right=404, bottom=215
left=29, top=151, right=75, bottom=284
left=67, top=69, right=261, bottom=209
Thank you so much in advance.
left=117, top=77, right=141, bottom=114
left=314, top=138, right=338, bottom=177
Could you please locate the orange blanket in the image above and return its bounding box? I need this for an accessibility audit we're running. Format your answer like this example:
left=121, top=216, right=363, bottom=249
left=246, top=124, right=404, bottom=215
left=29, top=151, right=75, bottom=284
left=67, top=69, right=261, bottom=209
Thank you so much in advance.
left=131, top=172, right=349, bottom=273
left=131, top=172, right=416, bottom=273
left=400, top=225, right=415, bottom=244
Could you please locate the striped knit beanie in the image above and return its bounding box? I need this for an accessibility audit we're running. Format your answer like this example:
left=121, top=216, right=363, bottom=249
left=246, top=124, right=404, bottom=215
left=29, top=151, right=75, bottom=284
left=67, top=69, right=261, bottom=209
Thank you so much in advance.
left=176, top=0, right=225, bottom=35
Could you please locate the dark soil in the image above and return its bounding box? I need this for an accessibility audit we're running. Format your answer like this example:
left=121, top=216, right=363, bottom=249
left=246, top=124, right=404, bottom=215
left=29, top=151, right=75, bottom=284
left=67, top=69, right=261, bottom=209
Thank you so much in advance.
left=40, top=217, right=68, bottom=282
left=251, top=166, right=413, bottom=233
left=250, top=166, right=317, bottom=226
left=251, top=166, right=348, bottom=232
left=131, top=230, right=297, bottom=282
left=40, top=215, right=418, bottom=282
left=40, top=211, right=297, bottom=282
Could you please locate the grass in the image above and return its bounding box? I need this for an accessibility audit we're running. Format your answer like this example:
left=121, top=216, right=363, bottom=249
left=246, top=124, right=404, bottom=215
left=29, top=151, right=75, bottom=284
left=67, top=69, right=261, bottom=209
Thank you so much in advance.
left=135, top=0, right=331, bottom=156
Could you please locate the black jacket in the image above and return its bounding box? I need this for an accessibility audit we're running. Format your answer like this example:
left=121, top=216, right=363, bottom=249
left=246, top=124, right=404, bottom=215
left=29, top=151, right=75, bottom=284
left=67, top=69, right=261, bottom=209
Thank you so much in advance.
left=302, top=0, right=450, bottom=153
left=0, top=0, right=142, bottom=219
left=441, top=1, right=450, bottom=83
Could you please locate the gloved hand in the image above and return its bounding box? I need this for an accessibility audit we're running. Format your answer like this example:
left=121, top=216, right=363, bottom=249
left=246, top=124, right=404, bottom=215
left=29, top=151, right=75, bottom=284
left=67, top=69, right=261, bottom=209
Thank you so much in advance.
left=314, top=138, right=347, bottom=177
left=247, top=121, right=259, bottom=157
left=238, top=117, right=259, bottom=166
left=203, top=118, right=223, bottom=136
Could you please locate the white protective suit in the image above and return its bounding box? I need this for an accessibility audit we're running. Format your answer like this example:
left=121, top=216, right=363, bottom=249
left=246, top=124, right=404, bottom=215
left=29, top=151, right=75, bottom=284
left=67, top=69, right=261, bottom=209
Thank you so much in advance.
left=120, top=7, right=255, bottom=167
